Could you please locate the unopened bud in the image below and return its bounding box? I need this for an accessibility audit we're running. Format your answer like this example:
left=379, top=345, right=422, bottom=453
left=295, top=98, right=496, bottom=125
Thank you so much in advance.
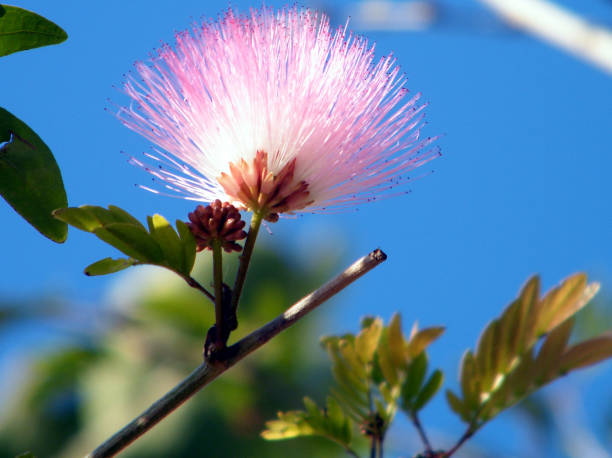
left=187, top=200, right=247, bottom=253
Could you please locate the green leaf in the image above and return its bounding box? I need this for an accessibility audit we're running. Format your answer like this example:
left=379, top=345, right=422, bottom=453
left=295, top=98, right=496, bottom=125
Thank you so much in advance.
left=94, top=223, right=163, bottom=263
left=517, top=276, right=541, bottom=353
left=449, top=273, right=604, bottom=429
left=53, top=205, right=138, bottom=232
left=535, top=317, right=574, bottom=383
left=0, top=5, right=67, bottom=57
left=412, top=369, right=444, bottom=411
left=360, top=315, right=376, bottom=329
left=538, top=275, right=599, bottom=335
left=474, top=320, right=497, bottom=391
left=376, top=331, right=398, bottom=386
left=261, top=411, right=314, bottom=440
left=108, top=205, right=147, bottom=230
left=84, top=257, right=137, bottom=276
left=0, top=107, right=67, bottom=242
left=325, top=397, right=353, bottom=444
left=262, top=396, right=354, bottom=452
left=459, top=350, right=479, bottom=409
left=148, top=214, right=184, bottom=272
left=176, top=219, right=196, bottom=274
left=355, top=317, right=383, bottom=365
left=401, top=352, right=428, bottom=409
left=559, top=334, right=612, bottom=372
left=407, top=326, right=445, bottom=358
left=54, top=205, right=198, bottom=276
left=446, top=390, right=469, bottom=422
left=387, top=313, right=406, bottom=368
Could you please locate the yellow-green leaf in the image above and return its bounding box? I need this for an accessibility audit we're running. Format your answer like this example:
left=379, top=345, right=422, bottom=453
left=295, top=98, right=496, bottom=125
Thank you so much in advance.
left=355, top=317, right=383, bottom=365
left=537, top=274, right=587, bottom=335
left=148, top=214, right=183, bottom=272
left=535, top=316, right=574, bottom=383
left=84, top=257, right=136, bottom=276
left=387, top=313, right=406, bottom=368
left=559, top=334, right=612, bottom=372
left=407, top=326, right=445, bottom=358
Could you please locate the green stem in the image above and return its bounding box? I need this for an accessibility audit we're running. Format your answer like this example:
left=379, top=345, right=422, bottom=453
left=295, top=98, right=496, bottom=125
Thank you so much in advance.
left=230, top=211, right=263, bottom=318
left=212, top=240, right=224, bottom=349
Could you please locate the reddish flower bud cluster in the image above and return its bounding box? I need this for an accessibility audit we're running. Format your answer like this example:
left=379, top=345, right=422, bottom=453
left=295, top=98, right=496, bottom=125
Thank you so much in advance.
left=187, top=200, right=247, bottom=253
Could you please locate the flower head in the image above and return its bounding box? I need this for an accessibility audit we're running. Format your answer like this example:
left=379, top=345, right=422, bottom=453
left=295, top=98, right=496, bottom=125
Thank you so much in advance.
left=119, top=6, right=439, bottom=221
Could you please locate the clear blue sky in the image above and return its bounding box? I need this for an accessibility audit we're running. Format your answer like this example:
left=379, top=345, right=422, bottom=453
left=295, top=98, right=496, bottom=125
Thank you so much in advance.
left=1, top=1, right=611, bottom=456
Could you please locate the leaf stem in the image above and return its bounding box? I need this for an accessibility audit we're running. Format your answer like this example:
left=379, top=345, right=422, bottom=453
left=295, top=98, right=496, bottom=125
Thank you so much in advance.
left=183, top=275, right=215, bottom=303
left=230, top=211, right=263, bottom=319
left=212, top=240, right=224, bottom=348
left=411, top=412, right=433, bottom=454
left=87, top=248, right=387, bottom=458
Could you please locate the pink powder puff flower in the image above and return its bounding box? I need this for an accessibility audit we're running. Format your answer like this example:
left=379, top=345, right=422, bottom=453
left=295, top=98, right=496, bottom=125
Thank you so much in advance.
left=119, top=6, right=439, bottom=222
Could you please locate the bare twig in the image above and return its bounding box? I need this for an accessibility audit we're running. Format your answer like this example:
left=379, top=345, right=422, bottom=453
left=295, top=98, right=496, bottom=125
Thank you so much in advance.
left=88, top=248, right=387, bottom=457
left=478, top=0, right=612, bottom=74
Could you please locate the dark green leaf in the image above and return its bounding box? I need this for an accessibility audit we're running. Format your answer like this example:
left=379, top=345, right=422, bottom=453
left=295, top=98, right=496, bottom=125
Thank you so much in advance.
left=52, top=206, right=101, bottom=232
left=0, top=107, right=67, bottom=241
left=446, top=390, right=469, bottom=422
left=401, top=352, right=427, bottom=409
left=108, top=205, right=147, bottom=230
left=412, top=369, right=444, bottom=411
left=360, top=316, right=376, bottom=329
left=176, top=220, right=196, bottom=274
left=0, top=5, right=67, bottom=57
left=94, top=223, right=163, bottom=263
left=84, top=257, right=137, bottom=276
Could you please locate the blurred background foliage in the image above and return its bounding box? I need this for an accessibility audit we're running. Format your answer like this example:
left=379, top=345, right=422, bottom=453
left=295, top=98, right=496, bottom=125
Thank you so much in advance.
left=0, top=244, right=346, bottom=457
left=1, top=244, right=611, bottom=457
